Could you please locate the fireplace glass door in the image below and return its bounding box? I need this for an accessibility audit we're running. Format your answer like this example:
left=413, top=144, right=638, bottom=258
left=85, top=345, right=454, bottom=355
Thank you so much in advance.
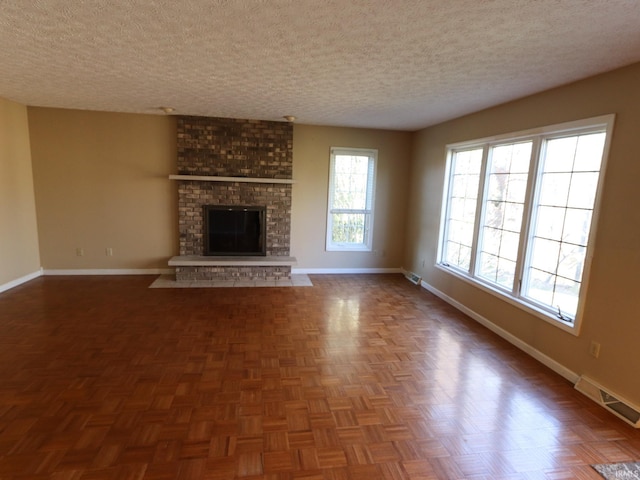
left=204, top=205, right=266, bottom=256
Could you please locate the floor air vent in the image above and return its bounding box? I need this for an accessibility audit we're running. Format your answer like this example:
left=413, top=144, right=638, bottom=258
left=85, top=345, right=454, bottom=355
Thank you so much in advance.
left=575, top=376, right=640, bottom=428
left=404, top=271, right=422, bottom=285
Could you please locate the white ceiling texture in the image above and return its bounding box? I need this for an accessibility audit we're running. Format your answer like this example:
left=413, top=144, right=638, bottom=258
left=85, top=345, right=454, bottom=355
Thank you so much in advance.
left=1, top=0, right=640, bottom=131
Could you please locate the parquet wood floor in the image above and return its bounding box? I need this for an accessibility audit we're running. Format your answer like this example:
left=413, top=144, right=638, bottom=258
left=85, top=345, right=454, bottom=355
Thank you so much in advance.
left=0, top=274, right=638, bottom=479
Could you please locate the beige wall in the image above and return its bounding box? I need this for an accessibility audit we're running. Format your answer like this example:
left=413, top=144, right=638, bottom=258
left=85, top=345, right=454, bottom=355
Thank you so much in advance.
left=292, top=124, right=411, bottom=270
left=26, top=110, right=412, bottom=274
left=0, top=98, right=41, bottom=285
left=405, top=62, right=640, bottom=405
left=28, top=108, right=178, bottom=270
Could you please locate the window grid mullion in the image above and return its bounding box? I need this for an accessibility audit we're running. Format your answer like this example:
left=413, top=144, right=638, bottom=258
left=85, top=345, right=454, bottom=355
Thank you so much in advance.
left=330, top=208, right=371, bottom=214
left=441, top=151, right=458, bottom=266
left=468, top=145, right=490, bottom=278
left=438, top=114, right=614, bottom=332
left=514, top=136, right=542, bottom=297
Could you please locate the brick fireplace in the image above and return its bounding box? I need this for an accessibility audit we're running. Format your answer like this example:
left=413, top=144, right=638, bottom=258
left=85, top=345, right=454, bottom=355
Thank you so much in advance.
left=170, top=116, right=295, bottom=282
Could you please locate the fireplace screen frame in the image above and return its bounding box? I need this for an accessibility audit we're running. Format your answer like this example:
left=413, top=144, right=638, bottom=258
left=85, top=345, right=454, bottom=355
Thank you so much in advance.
left=203, top=205, right=267, bottom=256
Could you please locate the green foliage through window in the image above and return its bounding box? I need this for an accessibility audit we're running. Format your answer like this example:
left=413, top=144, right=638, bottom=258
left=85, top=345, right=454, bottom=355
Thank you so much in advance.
left=327, top=148, right=377, bottom=251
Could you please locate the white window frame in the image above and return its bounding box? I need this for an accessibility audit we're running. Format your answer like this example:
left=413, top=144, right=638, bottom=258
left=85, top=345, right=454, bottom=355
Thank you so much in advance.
left=437, top=115, right=615, bottom=335
left=326, top=147, right=377, bottom=252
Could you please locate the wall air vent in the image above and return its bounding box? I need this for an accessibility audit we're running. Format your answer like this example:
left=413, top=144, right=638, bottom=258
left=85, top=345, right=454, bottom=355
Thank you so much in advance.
left=575, top=376, right=640, bottom=428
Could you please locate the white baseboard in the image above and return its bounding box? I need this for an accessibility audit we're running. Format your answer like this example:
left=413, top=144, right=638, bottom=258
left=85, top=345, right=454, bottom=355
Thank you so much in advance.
left=420, top=279, right=579, bottom=384
left=291, top=267, right=402, bottom=274
left=43, top=268, right=174, bottom=276
left=0, top=268, right=43, bottom=294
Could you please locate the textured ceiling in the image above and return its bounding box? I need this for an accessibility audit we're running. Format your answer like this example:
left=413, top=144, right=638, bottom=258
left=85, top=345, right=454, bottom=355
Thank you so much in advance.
left=1, top=0, right=640, bottom=131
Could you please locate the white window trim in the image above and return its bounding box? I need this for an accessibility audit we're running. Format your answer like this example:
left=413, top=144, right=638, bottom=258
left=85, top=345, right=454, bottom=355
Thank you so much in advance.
left=436, top=114, right=615, bottom=335
left=326, top=147, right=377, bottom=252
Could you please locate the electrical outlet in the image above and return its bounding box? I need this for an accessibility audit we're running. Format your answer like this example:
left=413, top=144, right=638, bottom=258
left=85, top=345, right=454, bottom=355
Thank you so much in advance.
left=76, top=248, right=84, bottom=256
left=106, top=248, right=113, bottom=257
left=589, top=341, right=601, bottom=358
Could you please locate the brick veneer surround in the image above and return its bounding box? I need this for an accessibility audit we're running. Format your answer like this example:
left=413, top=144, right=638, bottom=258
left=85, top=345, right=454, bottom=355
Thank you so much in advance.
left=177, top=116, right=292, bottom=178
left=175, top=116, right=293, bottom=281
left=178, top=182, right=291, bottom=257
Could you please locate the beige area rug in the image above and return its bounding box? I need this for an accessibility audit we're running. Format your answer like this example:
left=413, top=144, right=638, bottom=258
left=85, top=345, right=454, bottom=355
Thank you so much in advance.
left=149, top=274, right=312, bottom=288
left=593, top=462, right=640, bottom=479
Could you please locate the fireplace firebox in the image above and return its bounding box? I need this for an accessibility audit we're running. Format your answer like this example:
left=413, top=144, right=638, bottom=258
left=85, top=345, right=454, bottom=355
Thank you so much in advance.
left=204, top=205, right=266, bottom=256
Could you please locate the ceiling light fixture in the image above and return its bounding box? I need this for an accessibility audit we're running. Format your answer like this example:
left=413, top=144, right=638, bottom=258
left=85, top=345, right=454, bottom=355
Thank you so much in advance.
left=283, top=115, right=296, bottom=122
left=159, top=106, right=175, bottom=114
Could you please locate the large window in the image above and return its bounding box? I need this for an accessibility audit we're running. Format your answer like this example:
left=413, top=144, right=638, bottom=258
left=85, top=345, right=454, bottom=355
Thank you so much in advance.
left=438, top=115, right=614, bottom=331
left=326, top=147, right=377, bottom=251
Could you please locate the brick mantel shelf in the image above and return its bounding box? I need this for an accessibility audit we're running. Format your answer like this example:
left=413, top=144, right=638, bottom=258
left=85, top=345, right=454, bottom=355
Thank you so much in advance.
left=169, top=174, right=295, bottom=184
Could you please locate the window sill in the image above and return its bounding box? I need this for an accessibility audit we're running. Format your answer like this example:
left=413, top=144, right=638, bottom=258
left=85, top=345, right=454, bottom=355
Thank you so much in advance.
left=435, top=263, right=581, bottom=336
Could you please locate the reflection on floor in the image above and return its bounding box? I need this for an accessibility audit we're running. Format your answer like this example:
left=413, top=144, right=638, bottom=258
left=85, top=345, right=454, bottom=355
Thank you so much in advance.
left=0, top=273, right=638, bottom=479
